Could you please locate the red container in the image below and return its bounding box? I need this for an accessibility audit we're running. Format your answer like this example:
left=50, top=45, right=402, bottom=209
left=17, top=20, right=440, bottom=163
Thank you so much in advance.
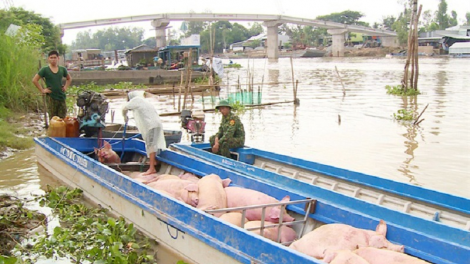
left=64, top=116, right=80, bottom=137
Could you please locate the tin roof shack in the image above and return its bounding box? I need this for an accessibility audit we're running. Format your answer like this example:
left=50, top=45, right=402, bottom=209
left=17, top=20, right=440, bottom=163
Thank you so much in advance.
left=72, top=49, right=102, bottom=60
left=419, top=26, right=470, bottom=54
left=157, top=45, right=200, bottom=70
left=125, top=45, right=158, bottom=68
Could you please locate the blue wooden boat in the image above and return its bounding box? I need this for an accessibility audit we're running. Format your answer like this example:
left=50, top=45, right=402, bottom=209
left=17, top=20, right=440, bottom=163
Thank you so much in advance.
left=34, top=137, right=469, bottom=264
left=170, top=142, right=470, bottom=231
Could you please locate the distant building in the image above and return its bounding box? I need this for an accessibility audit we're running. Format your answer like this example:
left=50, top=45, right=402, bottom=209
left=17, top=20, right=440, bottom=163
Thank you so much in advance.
left=125, top=44, right=158, bottom=67
left=229, top=34, right=290, bottom=51
left=72, top=49, right=102, bottom=61
left=419, top=26, right=470, bottom=54
left=181, top=34, right=201, bottom=46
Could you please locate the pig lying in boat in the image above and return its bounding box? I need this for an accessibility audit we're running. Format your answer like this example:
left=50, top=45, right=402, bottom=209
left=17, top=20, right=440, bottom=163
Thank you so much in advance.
left=289, top=220, right=404, bottom=263
left=147, top=179, right=199, bottom=207
left=244, top=220, right=297, bottom=245
left=197, top=174, right=231, bottom=217
left=328, top=247, right=431, bottom=264
left=225, top=186, right=295, bottom=222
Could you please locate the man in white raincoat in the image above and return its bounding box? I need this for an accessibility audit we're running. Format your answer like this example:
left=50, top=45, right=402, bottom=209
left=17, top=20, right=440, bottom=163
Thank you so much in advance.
left=122, top=91, right=166, bottom=175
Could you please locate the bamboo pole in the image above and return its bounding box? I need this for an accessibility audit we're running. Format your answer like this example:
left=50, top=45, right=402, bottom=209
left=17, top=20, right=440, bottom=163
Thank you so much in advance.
left=178, top=71, right=183, bottom=112
left=183, top=49, right=193, bottom=108
left=294, top=80, right=299, bottom=105
left=413, top=5, right=423, bottom=89
left=402, top=0, right=417, bottom=91
left=409, top=1, right=417, bottom=89
left=335, top=66, right=346, bottom=96
left=208, top=24, right=215, bottom=104
left=413, top=103, right=428, bottom=125
left=38, top=60, right=49, bottom=128
left=290, top=57, right=295, bottom=93
left=172, top=82, right=175, bottom=106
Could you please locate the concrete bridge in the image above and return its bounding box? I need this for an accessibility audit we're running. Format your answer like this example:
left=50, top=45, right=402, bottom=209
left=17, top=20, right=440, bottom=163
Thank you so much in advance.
left=59, top=13, right=397, bottom=59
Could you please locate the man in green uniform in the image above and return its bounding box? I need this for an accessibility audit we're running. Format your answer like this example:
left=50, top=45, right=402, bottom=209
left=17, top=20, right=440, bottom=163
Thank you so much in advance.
left=210, top=100, right=245, bottom=158
left=32, top=50, right=72, bottom=119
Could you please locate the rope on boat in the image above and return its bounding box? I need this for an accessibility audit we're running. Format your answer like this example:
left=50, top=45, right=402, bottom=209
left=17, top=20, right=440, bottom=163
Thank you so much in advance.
left=120, top=122, right=127, bottom=161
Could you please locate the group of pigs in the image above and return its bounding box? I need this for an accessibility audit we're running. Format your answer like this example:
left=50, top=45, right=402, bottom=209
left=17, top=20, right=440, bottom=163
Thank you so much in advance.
left=125, top=171, right=429, bottom=264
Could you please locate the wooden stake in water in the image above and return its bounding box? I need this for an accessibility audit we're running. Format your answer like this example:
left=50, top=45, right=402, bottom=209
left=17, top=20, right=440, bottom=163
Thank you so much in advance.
left=335, top=66, right=346, bottom=96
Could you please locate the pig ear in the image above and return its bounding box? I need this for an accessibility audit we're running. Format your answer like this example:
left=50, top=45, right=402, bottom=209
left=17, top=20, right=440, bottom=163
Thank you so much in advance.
left=103, top=141, right=111, bottom=149
left=222, top=178, right=231, bottom=188
left=376, top=220, right=387, bottom=235
left=281, top=195, right=291, bottom=202
left=269, top=206, right=281, bottom=222
left=185, top=183, right=199, bottom=192
left=94, top=147, right=98, bottom=154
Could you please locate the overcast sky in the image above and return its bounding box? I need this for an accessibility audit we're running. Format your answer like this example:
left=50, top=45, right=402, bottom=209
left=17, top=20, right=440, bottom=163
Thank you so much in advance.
left=2, top=0, right=469, bottom=44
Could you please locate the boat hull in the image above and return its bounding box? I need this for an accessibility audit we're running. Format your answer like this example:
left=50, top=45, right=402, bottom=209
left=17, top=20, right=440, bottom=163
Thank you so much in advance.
left=35, top=137, right=470, bottom=264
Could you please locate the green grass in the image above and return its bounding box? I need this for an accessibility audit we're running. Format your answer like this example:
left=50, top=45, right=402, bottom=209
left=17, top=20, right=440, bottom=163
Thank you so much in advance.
left=16, top=186, right=156, bottom=263
left=385, top=85, right=421, bottom=96
left=224, top=63, right=242, bottom=69
left=193, top=76, right=222, bottom=84
left=393, top=108, right=415, bottom=121
left=0, top=32, right=43, bottom=112
left=0, top=107, right=35, bottom=151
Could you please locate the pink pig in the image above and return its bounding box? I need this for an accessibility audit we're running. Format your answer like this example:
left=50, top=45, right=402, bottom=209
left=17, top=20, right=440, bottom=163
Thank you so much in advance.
left=125, top=171, right=159, bottom=184
left=329, top=250, right=369, bottom=264
left=219, top=212, right=248, bottom=227
left=354, top=247, right=430, bottom=264
left=244, top=221, right=297, bottom=245
left=155, top=174, right=181, bottom=181
left=289, top=220, right=404, bottom=263
left=147, top=179, right=199, bottom=207
left=179, top=172, right=201, bottom=183
left=225, top=187, right=295, bottom=222
left=94, top=141, right=121, bottom=164
left=197, top=174, right=231, bottom=216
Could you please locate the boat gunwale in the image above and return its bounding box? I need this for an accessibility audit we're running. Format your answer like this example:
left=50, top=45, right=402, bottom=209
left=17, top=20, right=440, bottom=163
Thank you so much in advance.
left=171, top=142, right=470, bottom=215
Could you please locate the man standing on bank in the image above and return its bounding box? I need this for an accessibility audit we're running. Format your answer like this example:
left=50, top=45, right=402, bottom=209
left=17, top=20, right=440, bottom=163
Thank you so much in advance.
left=210, top=100, right=245, bottom=158
left=32, top=50, right=72, bottom=119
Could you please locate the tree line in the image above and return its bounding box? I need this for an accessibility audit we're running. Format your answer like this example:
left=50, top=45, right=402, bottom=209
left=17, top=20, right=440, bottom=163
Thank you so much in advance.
left=1, top=0, right=469, bottom=55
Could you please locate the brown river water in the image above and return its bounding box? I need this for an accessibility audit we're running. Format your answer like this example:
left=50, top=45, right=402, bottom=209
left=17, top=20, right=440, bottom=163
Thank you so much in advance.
left=1, top=57, right=469, bottom=262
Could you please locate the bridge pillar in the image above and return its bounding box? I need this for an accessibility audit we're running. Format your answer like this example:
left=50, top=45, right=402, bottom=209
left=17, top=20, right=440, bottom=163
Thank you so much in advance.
left=264, top=21, right=283, bottom=60
left=327, top=29, right=348, bottom=57
left=151, top=19, right=170, bottom=49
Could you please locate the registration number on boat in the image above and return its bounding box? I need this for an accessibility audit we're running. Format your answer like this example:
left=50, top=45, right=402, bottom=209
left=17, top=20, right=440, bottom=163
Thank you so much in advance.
left=60, top=147, right=88, bottom=167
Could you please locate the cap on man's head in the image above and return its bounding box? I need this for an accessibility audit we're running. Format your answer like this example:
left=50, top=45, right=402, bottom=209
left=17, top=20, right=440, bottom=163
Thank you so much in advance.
left=215, top=99, right=231, bottom=110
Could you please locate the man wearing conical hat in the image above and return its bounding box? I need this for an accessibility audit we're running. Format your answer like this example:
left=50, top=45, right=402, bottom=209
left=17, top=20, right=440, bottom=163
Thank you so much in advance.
left=210, top=100, right=245, bottom=158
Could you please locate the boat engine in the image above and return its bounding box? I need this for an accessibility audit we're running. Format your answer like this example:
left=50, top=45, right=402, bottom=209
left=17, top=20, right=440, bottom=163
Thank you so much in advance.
left=76, top=90, right=109, bottom=137
left=181, top=109, right=206, bottom=143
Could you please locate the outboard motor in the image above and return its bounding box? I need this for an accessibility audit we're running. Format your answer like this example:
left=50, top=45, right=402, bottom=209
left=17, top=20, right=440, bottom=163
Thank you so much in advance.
left=76, top=90, right=109, bottom=137
left=181, top=109, right=206, bottom=143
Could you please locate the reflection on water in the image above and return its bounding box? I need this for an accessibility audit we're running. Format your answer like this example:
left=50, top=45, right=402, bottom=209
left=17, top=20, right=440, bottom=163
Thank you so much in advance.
left=1, top=57, right=469, bottom=200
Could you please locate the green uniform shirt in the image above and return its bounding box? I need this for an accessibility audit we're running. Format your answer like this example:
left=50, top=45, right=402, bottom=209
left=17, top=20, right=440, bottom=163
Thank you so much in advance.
left=217, top=112, right=245, bottom=145
left=38, top=66, right=68, bottom=101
